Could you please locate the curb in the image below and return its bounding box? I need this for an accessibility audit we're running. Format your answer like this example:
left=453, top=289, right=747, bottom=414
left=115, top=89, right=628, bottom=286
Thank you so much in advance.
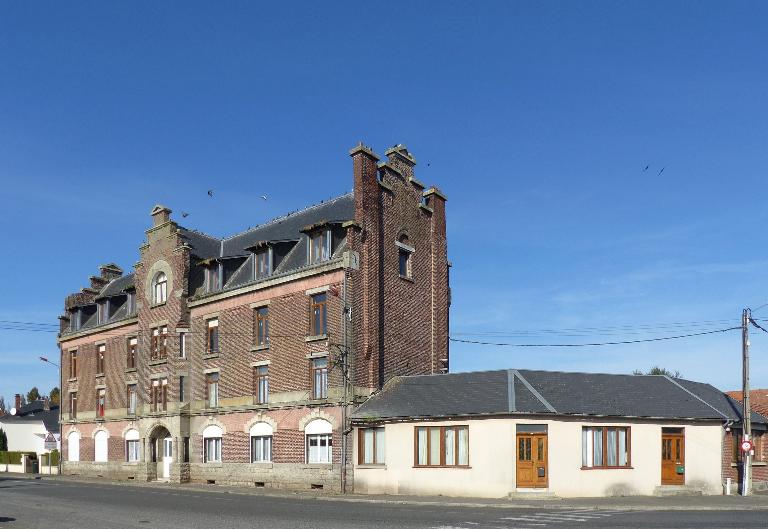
left=5, top=473, right=768, bottom=511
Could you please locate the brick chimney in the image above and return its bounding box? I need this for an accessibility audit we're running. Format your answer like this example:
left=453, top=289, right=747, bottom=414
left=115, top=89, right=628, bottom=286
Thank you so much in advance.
left=99, top=263, right=123, bottom=281
left=150, top=205, right=172, bottom=227
left=14, top=394, right=21, bottom=410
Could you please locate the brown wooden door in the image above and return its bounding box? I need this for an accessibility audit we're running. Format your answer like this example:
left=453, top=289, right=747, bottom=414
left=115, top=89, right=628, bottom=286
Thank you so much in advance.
left=661, top=433, right=685, bottom=485
left=516, top=434, right=548, bottom=488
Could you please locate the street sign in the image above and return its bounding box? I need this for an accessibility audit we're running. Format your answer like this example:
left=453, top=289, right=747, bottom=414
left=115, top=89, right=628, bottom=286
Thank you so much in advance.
left=741, top=439, right=754, bottom=453
left=44, top=433, right=57, bottom=451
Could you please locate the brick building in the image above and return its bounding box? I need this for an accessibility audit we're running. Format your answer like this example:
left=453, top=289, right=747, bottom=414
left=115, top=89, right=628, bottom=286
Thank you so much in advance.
left=724, top=389, right=768, bottom=491
left=57, top=143, right=449, bottom=490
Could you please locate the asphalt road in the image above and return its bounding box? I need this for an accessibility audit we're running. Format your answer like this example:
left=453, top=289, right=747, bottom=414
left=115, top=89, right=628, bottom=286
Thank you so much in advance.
left=1, top=477, right=767, bottom=529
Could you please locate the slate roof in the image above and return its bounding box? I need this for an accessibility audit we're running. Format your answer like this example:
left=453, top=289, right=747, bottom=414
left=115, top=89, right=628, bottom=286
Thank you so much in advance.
left=178, top=228, right=222, bottom=259
left=95, top=273, right=135, bottom=299
left=0, top=402, right=59, bottom=434
left=352, top=368, right=768, bottom=427
left=222, top=193, right=354, bottom=256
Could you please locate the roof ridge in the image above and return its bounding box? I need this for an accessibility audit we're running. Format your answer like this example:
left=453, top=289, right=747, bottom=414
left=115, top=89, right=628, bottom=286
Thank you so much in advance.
left=222, top=192, right=353, bottom=242
left=179, top=227, right=222, bottom=242
left=662, top=376, right=728, bottom=420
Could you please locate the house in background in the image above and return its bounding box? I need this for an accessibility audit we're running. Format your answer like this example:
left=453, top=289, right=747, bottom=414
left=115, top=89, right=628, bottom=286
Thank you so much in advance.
left=351, top=369, right=768, bottom=498
left=724, top=388, right=768, bottom=491
left=0, top=395, right=60, bottom=469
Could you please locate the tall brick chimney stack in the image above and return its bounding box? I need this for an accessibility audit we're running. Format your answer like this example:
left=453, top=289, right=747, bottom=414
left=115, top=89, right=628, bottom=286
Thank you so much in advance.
left=150, top=205, right=172, bottom=227
left=349, top=142, right=380, bottom=216
left=14, top=394, right=21, bottom=410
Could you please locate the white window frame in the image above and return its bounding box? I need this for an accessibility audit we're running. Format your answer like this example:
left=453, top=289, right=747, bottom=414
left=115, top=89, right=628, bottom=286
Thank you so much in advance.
left=125, top=429, right=140, bottom=462
left=305, top=419, right=333, bottom=464
left=94, top=430, right=109, bottom=463
left=203, top=425, right=223, bottom=463
left=249, top=422, right=274, bottom=463
left=67, top=431, right=80, bottom=462
left=153, top=272, right=168, bottom=304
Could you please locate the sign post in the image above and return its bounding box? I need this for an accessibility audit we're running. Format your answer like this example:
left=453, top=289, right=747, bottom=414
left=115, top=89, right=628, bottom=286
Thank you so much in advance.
left=44, top=433, right=57, bottom=475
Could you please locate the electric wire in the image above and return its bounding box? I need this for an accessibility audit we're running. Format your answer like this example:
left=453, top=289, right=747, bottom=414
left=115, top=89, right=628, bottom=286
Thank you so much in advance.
left=449, top=326, right=742, bottom=347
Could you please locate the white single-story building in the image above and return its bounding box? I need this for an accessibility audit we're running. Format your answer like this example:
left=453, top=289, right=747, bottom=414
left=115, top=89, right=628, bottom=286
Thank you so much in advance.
left=0, top=398, right=60, bottom=472
left=351, top=369, right=767, bottom=498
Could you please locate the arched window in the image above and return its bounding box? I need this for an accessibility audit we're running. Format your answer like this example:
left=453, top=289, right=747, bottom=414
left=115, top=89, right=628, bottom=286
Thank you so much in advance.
left=305, top=419, right=332, bottom=464
left=249, top=422, right=273, bottom=463
left=125, top=429, right=140, bottom=463
left=67, top=431, right=80, bottom=462
left=94, top=430, right=109, bottom=462
left=153, top=272, right=167, bottom=304
left=202, top=424, right=222, bottom=463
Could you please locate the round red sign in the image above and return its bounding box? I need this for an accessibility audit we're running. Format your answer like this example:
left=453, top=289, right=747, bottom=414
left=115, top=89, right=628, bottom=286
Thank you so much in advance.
left=741, top=440, right=754, bottom=452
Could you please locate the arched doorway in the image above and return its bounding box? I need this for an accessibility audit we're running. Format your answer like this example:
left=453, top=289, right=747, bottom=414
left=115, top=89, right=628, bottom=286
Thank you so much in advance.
left=149, top=425, right=172, bottom=481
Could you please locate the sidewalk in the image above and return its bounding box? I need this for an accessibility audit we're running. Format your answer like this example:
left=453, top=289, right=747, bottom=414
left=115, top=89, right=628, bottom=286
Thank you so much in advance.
left=5, top=472, right=768, bottom=511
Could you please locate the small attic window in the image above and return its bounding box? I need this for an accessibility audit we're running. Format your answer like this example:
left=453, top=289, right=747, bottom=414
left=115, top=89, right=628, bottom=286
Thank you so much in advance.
left=396, top=234, right=414, bottom=279
left=97, top=300, right=110, bottom=325
left=255, top=249, right=271, bottom=279
left=70, top=309, right=80, bottom=331
left=206, top=263, right=222, bottom=293
left=309, top=230, right=331, bottom=264
left=153, top=272, right=168, bottom=304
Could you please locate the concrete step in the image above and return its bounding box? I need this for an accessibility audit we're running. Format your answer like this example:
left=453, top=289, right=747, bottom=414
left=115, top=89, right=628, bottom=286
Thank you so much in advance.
left=653, top=485, right=704, bottom=496
left=509, top=489, right=558, bottom=499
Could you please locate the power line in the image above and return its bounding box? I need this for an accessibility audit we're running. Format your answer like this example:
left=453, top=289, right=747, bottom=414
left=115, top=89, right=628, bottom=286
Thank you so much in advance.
left=449, top=326, right=741, bottom=348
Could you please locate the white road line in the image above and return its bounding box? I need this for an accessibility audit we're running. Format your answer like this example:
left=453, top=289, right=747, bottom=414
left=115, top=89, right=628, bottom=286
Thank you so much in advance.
left=499, top=518, right=548, bottom=525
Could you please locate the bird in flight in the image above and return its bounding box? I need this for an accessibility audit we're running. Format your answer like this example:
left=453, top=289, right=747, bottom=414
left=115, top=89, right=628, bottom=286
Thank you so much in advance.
left=181, top=211, right=190, bottom=218
left=260, top=195, right=268, bottom=201
left=207, top=190, right=214, bottom=197
left=658, top=167, right=665, bottom=176
left=643, top=165, right=649, bottom=171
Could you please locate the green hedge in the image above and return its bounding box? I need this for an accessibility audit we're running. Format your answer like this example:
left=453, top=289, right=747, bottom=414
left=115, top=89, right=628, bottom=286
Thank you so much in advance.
left=40, top=450, right=60, bottom=466
left=0, top=451, right=35, bottom=465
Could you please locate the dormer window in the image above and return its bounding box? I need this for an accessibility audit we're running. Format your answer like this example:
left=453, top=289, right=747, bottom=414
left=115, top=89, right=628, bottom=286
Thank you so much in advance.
left=126, top=291, right=135, bottom=315
left=206, top=264, right=221, bottom=293
left=255, top=250, right=271, bottom=279
left=153, top=272, right=167, bottom=304
left=309, top=230, right=331, bottom=264
left=70, top=309, right=80, bottom=331
left=97, top=300, right=110, bottom=324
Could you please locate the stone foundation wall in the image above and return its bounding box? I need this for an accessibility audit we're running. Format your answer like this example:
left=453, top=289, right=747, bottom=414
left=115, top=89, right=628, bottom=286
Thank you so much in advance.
left=188, top=462, right=341, bottom=491
left=61, top=461, right=152, bottom=481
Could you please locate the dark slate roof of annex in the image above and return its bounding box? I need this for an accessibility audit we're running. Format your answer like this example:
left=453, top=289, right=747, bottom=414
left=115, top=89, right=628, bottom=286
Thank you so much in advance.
left=0, top=402, right=60, bottom=434
left=352, top=368, right=768, bottom=426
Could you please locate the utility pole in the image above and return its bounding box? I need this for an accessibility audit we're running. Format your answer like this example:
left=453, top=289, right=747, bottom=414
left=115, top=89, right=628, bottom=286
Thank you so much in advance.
left=742, top=308, right=752, bottom=496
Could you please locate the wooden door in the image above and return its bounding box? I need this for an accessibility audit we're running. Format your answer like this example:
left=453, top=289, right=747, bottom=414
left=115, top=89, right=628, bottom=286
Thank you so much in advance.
left=661, top=433, right=685, bottom=485
left=516, top=434, right=548, bottom=488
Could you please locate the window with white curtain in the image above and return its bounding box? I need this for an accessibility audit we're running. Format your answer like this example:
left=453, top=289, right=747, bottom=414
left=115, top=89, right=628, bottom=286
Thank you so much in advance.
left=203, top=424, right=223, bottom=463
left=582, top=426, right=630, bottom=468
left=358, top=427, right=385, bottom=465
left=125, top=429, right=140, bottom=462
left=249, top=422, right=273, bottom=463
left=305, top=419, right=333, bottom=464
left=414, top=426, right=469, bottom=467
left=153, top=272, right=167, bottom=304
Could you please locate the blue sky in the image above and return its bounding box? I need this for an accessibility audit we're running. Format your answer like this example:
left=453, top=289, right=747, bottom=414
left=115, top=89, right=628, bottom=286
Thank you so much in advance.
left=1, top=1, right=767, bottom=402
